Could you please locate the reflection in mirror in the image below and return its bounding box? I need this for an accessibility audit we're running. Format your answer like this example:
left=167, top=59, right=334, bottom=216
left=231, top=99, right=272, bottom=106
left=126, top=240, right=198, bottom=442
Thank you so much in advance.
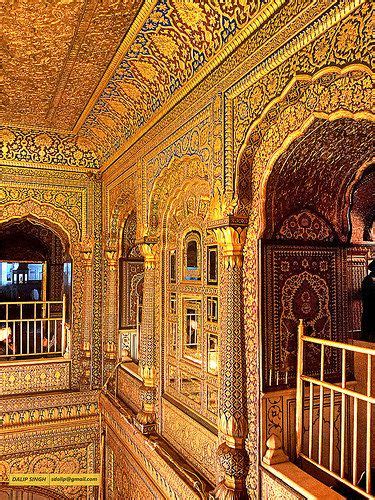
left=207, top=386, right=218, bottom=414
left=184, top=232, right=201, bottom=281
left=168, top=365, right=178, bottom=389
left=207, top=245, right=218, bottom=285
left=208, top=333, right=218, bottom=375
left=180, top=371, right=201, bottom=404
left=207, top=296, right=218, bottom=322
left=169, top=322, right=177, bottom=356
left=170, top=292, right=177, bottom=314
left=187, top=240, right=198, bottom=268
left=183, top=299, right=202, bottom=363
left=169, top=250, right=176, bottom=283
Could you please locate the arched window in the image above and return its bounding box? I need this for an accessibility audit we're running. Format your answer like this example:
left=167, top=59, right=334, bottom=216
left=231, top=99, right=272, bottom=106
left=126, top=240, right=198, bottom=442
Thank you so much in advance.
left=0, top=219, right=70, bottom=361
left=118, top=211, right=144, bottom=363
left=183, top=231, right=201, bottom=281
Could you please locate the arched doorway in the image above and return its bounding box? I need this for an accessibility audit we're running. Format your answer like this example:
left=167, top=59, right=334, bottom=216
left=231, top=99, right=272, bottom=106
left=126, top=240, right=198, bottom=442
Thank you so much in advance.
left=0, top=217, right=72, bottom=361
left=237, top=115, right=374, bottom=495
left=118, top=210, right=144, bottom=362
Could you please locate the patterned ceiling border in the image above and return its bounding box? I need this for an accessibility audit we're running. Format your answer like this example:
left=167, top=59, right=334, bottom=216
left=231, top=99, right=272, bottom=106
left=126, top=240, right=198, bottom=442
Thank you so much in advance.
left=72, top=0, right=159, bottom=134
left=0, top=126, right=99, bottom=170
left=92, top=0, right=287, bottom=169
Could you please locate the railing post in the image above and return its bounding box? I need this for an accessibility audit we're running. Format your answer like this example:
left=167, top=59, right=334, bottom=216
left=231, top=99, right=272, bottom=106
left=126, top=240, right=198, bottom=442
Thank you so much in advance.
left=61, top=294, right=66, bottom=356
left=295, top=319, right=305, bottom=459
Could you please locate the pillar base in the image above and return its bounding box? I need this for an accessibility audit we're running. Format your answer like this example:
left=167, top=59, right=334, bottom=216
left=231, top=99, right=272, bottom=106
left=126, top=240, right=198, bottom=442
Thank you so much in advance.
left=211, top=480, right=248, bottom=500
left=134, top=410, right=156, bottom=434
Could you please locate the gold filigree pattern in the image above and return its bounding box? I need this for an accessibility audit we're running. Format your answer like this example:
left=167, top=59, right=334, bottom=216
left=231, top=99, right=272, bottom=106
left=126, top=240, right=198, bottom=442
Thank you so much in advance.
left=0, top=360, right=70, bottom=396
left=1, top=0, right=144, bottom=131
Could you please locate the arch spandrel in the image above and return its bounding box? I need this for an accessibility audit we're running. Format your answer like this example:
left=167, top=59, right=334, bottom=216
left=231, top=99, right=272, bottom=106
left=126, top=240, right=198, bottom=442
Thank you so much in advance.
left=146, top=155, right=210, bottom=239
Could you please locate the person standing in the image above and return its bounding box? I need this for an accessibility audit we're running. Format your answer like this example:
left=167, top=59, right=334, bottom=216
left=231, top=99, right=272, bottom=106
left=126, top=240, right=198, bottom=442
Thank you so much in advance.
left=361, top=259, right=375, bottom=342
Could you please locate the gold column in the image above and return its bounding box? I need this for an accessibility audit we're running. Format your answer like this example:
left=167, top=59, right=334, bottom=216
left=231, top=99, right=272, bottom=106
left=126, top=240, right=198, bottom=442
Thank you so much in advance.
left=212, top=220, right=249, bottom=499
left=104, top=245, right=118, bottom=360
left=80, top=239, right=94, bottom=386
left=103, top=245, right=118, bottom=384
left=135, top=241, right=157, bottom=434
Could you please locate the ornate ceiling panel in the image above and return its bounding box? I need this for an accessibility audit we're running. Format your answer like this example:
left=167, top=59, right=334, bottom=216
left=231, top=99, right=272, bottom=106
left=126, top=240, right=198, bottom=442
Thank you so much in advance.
left=265, top=118, right=375, bottom=241
left=1, top=0, right=144, bottom=132
left=78, top=0, right=270, bottom=161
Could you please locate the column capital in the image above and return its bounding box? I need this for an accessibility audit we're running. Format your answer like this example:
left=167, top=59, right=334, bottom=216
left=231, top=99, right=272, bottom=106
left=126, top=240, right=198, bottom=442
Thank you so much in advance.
left=219, top=414, right=248, bottom=448
left=210, top=221, right=247, bottom=269
left=80, top=238, right=94, bottom=265
left=104, top=248, right=118, bottom=267
left=136, top=238, right=158, bottom=270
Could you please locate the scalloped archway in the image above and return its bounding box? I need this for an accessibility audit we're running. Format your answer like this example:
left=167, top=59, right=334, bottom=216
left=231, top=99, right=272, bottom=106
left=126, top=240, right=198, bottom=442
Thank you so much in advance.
left=234, top=64, right=374, bottom=493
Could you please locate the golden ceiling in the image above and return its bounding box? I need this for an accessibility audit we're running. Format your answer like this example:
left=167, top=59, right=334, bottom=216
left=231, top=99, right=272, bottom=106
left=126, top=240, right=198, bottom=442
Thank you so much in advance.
left=0, top=0, right=144, bottom=132
left=0, top=0, right=276, bottom=169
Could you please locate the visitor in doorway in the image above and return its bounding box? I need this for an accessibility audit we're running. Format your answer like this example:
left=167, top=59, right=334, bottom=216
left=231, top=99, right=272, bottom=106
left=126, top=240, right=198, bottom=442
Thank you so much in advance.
left=361, top=259, right=375, bottom=342
left=0, top=327, right=15, bottom=357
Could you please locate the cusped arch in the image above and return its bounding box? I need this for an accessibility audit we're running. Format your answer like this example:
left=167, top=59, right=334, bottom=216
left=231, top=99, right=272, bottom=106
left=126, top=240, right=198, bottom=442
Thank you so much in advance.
left=147, top=155, right=209, bottom=238
left=233, top=64, right=374, bottom=492
left=0, top=198, right=80, bottom=250
left=236, top=65, right=374, bottom=233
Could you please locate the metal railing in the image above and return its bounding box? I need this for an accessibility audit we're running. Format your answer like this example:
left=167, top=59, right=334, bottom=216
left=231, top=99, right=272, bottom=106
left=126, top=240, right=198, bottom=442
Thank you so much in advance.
left=296, top=320, right=374, bottom=498
left=0, top=295, right=67, bottom=360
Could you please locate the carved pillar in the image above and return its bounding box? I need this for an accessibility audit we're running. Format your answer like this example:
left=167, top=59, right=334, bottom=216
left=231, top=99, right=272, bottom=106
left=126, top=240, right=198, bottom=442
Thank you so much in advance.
left=104, top=245, right=118, bottom=359
left=103, top=245, right=119, bottom=383
left=80, top=239, right=94, bottom=386
left=212, top=220, right=249, bottom=499
left=135, top=241, right=157, bottom=434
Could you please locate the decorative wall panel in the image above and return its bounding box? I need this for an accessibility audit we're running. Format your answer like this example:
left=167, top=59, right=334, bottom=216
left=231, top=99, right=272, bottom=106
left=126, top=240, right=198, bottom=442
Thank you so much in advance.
left=261, top=387, right=344, bottom=465
left=276, top=210, right=335, bottom=243
left=260, top=467, right=305, bottom=499
left=0, top=127, right=99, bottom=169
left=263, top=245, right=346, bottom=389
left=161, top=398, right=218, bottom=483
left=106, top=429, right=162, bottom=500
left=0, top=360, right=70, bottom=396
left=117, top=366, right=142, bottom=414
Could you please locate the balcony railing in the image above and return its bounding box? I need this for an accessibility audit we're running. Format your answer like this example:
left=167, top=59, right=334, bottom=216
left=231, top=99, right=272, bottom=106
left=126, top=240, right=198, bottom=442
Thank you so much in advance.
left=296, top=320, right=374, bottom=498
left=0, top=296, right=67, bottom=360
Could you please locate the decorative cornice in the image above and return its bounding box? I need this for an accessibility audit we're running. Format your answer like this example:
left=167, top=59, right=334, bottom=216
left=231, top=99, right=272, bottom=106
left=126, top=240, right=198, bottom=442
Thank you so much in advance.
left=72, top=0, right=160, bottom=134
left=99, top=0, right=286, bottom=170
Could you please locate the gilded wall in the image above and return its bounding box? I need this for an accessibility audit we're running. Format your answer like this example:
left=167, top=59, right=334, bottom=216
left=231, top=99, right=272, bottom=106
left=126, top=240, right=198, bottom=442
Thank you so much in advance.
left=0, top=165, right=102, bottom=389
left=101, top=1, right=373, bottom=497
left=0, top=0, right=373, bottom=498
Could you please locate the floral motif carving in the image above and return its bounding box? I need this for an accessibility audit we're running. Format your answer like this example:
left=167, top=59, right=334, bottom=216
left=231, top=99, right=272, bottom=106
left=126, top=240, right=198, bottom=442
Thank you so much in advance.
left=277, top=210, right=335, bottom=242
left=80, top=0, right=272, bottom=162
left=0, top=126, right=99, bottom=169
